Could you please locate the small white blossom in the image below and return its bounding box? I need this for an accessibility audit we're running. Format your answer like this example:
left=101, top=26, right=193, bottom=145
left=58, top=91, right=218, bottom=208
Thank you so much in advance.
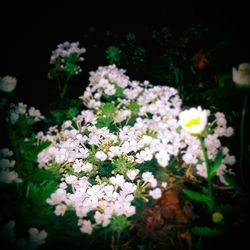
left=65, top=175, right=77, bottom=184
left=28, top=228, right=48, bottom=247
left=79, top=220, right=93, bottom=234
left=126, top=169, right=140, bottom=181
left=0, top=76, right=17, bottom=93
left=0, top=148, right=14, bottom=157
left=161, top=182, right=167, bottom=188
left=95, top=151, right=107, bottom=161
left=54, top=204, right=67, bottom=216
left=196, top=163, right=207, bottom=178
left=142, top=172, right=157, bottom=188
left=110, top=174, right=125, bottom=187
left=149, top=188, right=162, bottom=199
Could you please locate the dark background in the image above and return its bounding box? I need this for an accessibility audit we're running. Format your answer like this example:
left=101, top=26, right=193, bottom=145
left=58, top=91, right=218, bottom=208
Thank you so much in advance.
left=0, top=2, right=249, bottom=249
left=1, top=1, right=249, bottom=109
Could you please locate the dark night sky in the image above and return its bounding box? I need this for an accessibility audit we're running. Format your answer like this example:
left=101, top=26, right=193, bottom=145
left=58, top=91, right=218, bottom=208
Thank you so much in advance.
left=1, top=1, right=249, bottom=108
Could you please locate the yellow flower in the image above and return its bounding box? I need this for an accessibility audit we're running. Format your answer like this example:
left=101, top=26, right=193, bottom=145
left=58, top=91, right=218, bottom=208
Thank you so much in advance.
left=179, top=106, right=207, bottom=135
left=212, top=211, right=223, bottom=223
left=232, top=62, right=250, bottom=88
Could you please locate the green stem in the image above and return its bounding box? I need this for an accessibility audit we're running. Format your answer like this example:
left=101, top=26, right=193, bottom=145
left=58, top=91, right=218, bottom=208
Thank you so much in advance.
left=56, top=75, right=63, bottom=100
left=198, top=136, right=214, bottom=212
left=59, top=82, right=68, bottom=100
left=111, top=230, right=121, bottom=250
left=240, top=93, right=248, bottom=185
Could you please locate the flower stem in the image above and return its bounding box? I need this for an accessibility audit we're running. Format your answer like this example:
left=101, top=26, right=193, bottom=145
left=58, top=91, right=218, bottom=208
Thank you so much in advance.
left=240, top=93, right=248, bottom=185
left=198, top=136, right=214, bottom=212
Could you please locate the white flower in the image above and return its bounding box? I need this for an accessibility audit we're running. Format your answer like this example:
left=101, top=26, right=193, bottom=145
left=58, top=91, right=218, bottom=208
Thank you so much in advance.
left=46, top=188, right=67, bottom=205
left=94, top=211, right=111, bottom=227
left=95, top=151, right=107, bottom=161
left=82, top=162, right=93, bottom=172
left=79, top=220, right=93, bottom=234
left=161, top=182, right=167, bottom=188
left=110, top=174, right=125, bottom=187
left=54, top=204, right=67, bottom=216
left=0, top=158, right=15, bottom=169
left=142, top=171, right=157, bottom=188
left=28, top=107, right=45, bottom=121
left=0, top=169, right=22, bottom=184
left=0, top=76, right=17, bottom=93
left=232, top=62, right=250, bottom=88
left=65, top=175, right=77, bottom=184
left=108, top=146, right=122, bottom=158
left=179, top=106, right=207, bottom=135
left=28, top=228, right=47, bottom=247
left=0, top=148, right=14, bottom=157
left=149, top=188, right=162, bottom=199
left=196, top=163, right=207, bottom=178
left=155, top=151, right=170, bottom=167
left=114, top=109, right=131, bottom=123
left=124, top=205, right=136, bottom=217
left=10, top=112, right=19, bottom=124
left=104, top=84, right=116, bottom=95
left=121, top=182, right=137, bottom=193
left=225, top=127, right=234, bottom=137
left=126, top=169, right=140, bottom=181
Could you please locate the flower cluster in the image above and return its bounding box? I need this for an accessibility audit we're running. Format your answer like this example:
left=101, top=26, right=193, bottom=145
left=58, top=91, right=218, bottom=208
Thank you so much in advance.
left=0, top=148, right=22, bottom=184
left=1, top=220, right=47, bottom=249
left=50, top=41, right=86, bottom=65
left=8, top=102, right=44, bottom=125
left=37, top=65, right=236, bottom=234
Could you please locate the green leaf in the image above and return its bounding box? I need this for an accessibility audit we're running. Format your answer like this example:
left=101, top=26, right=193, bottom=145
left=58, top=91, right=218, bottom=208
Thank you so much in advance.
left=217, top=73, right=231, bottom=88
left=210, top=151, right=223, bottom=178
left=139, top=159, right=158, bottom=176
left=128, top=100, right=139, bottom=115
left=50, top=109, right=63, bottom=123
left=64, top=63, right=81, bottom=75
left=37, top=140, right=51, bottom=152
left=64, top=53, right=81, bottom=63
left=66, top=107, right=78, bottom=119
left=19, top=136, right=51, bottom=164
left=27, top=181, right=57, bottom=206
left=109, top=216, right=130, bottom=232
left=27, top=168, right=58, bottom=183
left=191, top=226, right=223, bottom=236
left=115, top=85, right=124, bottom=97
left=183, top=188, right=211, bottom=206
left=96, top=103, right=116, bottom=128
left=223, top=174, right=242, bottom=193
left=112, top=156, right=135, bottom=175
left=98, top=161, right=113, bottom=178
left=106, top=46, right=121, bottom=64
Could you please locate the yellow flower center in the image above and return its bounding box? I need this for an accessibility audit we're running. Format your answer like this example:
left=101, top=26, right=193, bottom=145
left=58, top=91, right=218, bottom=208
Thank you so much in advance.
left=101, top=143, right=110, bottom=153
left=240, top=69, right=250, bottom=75
left=185, top=118, right=201, bottom=128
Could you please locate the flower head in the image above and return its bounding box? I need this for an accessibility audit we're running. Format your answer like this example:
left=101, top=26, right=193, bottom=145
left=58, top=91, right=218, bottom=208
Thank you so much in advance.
left=50, top=41, right=86, bottom=64
left=179, top=106, right=207, bottom=135
left=0, top=76, right=17, bottom=93
left=29, top=227, right=48, bottom=246
left=232, top=62, right=250, bottom=88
